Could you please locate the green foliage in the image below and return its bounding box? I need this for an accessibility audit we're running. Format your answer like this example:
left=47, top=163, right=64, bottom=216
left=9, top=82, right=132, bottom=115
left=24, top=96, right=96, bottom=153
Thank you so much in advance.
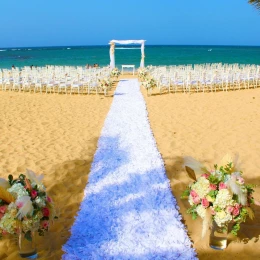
left=181, top=189, right=190, bottom=199
left=38, top=229, right=45, bottom=236
left=220, top=162, right=233, bottom=175
left=231, top=223, right=240, bottom=236
left=214, top=206, right=222, bottom=212
left=249, top=0, right=260, bottom=10
left=246, top=184, right=256, bottom=195
left=8, top=175, right=14, bottom=185
left=240, top=207, right=249, bottom=222
left=208, top=190, right=218, bottom=197
left=187, top=205, right=198, bottom=220
left=24, top=231, right=32, bottom=241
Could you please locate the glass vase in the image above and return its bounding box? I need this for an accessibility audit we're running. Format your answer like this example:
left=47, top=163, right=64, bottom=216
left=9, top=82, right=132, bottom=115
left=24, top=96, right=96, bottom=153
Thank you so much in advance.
left=18, top=231, right=38, bottom=259
left=209, top=221, right=228, bottom=250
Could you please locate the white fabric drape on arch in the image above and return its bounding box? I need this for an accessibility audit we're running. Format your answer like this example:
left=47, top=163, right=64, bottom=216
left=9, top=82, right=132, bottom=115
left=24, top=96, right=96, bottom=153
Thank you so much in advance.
left=109, top=40, right=146, bottom=69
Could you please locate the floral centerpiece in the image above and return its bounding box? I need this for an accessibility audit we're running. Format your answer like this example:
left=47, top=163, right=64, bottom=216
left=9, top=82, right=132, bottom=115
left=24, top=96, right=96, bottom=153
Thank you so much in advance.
left=110, top=68, right=121, bottom=78
left=138, top=68, right=148, bottom=81
left=142, top=77, right=157, bottom=89
left=181, top=156, right=255, bottom=240
left=142, top=76, right=157, bottom=96
left=99, top=78, right=112, bottom=90
left=0, top=170, right=57, bottom=242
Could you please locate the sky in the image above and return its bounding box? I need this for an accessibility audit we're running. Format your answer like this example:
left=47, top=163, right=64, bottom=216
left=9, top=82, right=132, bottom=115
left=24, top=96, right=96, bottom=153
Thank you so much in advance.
left=0, top=0, right=260, bottom=47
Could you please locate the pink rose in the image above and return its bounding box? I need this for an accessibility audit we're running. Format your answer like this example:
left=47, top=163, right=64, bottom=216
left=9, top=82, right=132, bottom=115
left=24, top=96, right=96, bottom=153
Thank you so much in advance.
left=219, top=182, right=227, bottom=190
left=41, top=220, right=49, bottom=229
left=190, top=190, right=198, bottom=198
left=232, top=207, right=240, bottom=216
left=42, top=207, right=50, bottom=217
left=0, top=205, right=7, bottom=214
left=237, top=177, right=245, bottom=185
left=31, top=190, right=38, bottom=199
left=16, top=201, right=24, bottom=208
left=201, top=198, right=210, bottom=208
left=234, top=203, right=241, bottom=210
left=193, top=196, right=201, bottom=205
left=226, top=206, right=234, bottom=214
left=201, top=173, right=210, bottom=179
left=209, top=184, right=217, bottom=190
left=47, top=196, right=52, bottom=203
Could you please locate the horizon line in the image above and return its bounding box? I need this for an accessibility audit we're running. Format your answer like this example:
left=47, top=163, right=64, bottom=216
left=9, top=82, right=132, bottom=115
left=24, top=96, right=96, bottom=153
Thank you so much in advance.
left=1, top=44, right=260, bottom=49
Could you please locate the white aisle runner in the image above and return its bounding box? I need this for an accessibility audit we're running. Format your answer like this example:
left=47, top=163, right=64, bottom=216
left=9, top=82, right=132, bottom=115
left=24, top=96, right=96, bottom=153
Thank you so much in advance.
left=62, top=79, right=197, bottom=260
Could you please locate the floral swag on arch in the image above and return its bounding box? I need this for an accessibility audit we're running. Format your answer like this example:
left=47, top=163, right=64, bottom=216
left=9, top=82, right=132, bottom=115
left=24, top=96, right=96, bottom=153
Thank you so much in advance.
left=109, top=40, right=146, bottom=69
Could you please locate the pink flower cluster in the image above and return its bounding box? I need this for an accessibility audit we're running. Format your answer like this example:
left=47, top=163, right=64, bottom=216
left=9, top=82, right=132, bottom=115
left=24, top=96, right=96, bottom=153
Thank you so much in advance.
left=0, top=205, right=7, bottom=220
left=226, top=204, right=241, bottom=216
left=219, top=182, right=227, bottom=190
left=190, top=190, right=200, bottom=205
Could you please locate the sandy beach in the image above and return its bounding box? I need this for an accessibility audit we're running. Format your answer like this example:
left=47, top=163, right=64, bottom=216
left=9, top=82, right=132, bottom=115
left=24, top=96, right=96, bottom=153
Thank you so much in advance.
left=143, top=86, right=260, bottom=259
left=1, top=75, right=260, bottom=259
left=0, top=88, right=114, bottom=259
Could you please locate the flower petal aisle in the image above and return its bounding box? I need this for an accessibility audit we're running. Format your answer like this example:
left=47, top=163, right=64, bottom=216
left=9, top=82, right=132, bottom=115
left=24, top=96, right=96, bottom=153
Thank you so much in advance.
left=62, top=79, right=197, bottom=260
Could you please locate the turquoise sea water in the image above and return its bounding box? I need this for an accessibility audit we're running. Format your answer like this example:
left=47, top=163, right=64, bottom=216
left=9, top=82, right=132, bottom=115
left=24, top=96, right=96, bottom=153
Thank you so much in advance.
left=0, top=45, right=260, bottom=69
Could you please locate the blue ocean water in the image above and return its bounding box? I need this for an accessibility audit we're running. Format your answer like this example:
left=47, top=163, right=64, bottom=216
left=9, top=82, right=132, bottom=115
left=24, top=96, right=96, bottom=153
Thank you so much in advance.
left=0, top=45, right=259, bottom=69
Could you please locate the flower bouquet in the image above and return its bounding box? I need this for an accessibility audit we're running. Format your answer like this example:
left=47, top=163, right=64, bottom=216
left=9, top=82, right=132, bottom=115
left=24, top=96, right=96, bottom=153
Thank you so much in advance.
left=138, top=68, right=148, bottom=81
left=142, top=77, right=157, bottom=96
left=181, top=156, right=255, bottom=244
left=0, top=170, right=57, bottom=257
left=110, top=68, right=121, bottom=78
left=99, top=78, right=112, bottom=96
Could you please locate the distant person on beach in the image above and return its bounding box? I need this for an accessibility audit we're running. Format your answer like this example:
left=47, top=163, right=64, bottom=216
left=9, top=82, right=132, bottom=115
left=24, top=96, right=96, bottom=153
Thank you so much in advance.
left=86, top=64, right=89, bottom=69
left=12, top=65, right=15, bottom=69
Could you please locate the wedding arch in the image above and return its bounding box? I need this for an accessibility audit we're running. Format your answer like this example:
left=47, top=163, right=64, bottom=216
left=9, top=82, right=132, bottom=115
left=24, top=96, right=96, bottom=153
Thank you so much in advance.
left=109, top=40, right=146, bottom=69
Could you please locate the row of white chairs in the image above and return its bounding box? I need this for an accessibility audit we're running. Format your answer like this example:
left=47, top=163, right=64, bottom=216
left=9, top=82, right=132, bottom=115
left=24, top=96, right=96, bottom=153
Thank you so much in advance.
left=146, top=64, right=260, bottom=93
left=0, top=66, right=113, bottom=95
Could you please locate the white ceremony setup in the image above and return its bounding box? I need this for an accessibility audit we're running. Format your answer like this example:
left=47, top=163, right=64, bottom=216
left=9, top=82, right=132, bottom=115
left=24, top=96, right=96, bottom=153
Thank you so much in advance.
left=0, top=36, right=259, bottom=96
left=1, top=37, right=260, bottom=259
left=0, top=63, right=259, bottom=96
left=109, top=39, right=146, bottom=70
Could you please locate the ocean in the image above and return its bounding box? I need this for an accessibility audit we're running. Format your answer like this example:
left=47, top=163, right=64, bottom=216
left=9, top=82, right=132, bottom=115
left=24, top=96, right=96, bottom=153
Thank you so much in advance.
left=0, top=45, right=260, bottom=69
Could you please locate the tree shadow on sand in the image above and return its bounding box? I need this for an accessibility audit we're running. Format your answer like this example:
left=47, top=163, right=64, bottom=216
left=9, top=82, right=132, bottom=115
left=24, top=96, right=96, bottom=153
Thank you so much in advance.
left=34, top=137, right=100, bottom=259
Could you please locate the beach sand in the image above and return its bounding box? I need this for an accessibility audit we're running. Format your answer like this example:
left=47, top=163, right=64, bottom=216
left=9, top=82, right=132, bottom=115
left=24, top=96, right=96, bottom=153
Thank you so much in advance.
left=142, top=85, right=260, bottom=259
left=0, top=88, right=115, bottom=259
left=1, top=76, right=260, bottom=259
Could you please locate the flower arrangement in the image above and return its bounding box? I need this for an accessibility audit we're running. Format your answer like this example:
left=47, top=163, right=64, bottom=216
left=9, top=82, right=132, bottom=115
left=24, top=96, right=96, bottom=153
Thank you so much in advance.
left=142, top=77, right=157, bottom=90
left=110, top=68, right=121, bottom=78
left=138, top=68, right=148, bottom=80
left=99, top=78, right=112, bottom=90
left=0, top=170, right=57, bottom=241
left=181, top=156, right=255, bottom=237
